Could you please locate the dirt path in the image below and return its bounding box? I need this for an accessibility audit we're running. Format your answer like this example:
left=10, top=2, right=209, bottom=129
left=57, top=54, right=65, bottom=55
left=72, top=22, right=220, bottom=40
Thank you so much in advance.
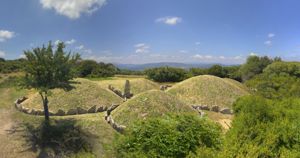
left=0, top=108, right=36, bottom=158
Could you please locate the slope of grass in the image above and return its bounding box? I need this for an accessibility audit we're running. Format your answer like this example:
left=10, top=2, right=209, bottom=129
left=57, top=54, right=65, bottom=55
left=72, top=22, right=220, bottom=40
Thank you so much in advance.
left=97, top=78, right=160, bottom=95
left=112, top=90, right=197, bottom=126
left=22, top=78, right=123, bottom=112
left=167, top=75, right=250, bottom=108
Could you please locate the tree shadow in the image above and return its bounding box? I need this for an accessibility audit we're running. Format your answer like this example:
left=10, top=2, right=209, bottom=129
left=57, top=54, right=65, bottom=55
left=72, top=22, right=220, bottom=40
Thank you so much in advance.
left=18, top=119, right=96, bottom=157
left=56, top=80, right=81, bottom=92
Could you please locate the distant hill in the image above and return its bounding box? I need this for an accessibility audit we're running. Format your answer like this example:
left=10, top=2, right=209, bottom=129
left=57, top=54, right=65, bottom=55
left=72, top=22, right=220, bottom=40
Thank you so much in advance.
left=116, top=62, right=217, bottom=70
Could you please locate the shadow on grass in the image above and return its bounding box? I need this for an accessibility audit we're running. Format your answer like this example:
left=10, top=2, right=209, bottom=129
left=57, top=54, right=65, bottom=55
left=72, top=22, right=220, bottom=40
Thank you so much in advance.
left=19, top=119, right=95, bottom=157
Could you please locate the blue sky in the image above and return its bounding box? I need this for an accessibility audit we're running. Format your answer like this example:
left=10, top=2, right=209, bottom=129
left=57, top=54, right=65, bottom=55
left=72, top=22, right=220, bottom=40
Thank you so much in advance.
left=0, top=0, right=300, bottom=64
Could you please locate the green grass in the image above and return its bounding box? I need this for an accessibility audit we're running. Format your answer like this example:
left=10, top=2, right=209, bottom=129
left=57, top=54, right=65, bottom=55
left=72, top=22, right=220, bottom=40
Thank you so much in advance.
left=96, top=78, right=160, bottom=95
left=22, top=78, right=123, bottom=112
left=112, top=90, right=198, bottom=126
left=167, top=75, right=250, bottom=108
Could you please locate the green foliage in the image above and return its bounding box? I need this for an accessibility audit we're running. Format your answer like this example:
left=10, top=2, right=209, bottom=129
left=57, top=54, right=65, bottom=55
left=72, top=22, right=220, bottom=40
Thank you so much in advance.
left=76, top=60, right=118, bottom=78
left=23, top=42, right=80, bottom=91
left=23, top=41, right=80, bottom=120
left=239, top=55, right=274, bottom=81
left=116, top=114, right=223, bottom=158
left=246, top=62, right=300, bottom=99
left=0, top=58, right=27, bottom=73
left=145, top=66, right=188, bottom=82
left=117, top=69, right=145, bottom=75
left=207, top=65, right=226, bottom=78
left=222, top=96, right=300, bottom=158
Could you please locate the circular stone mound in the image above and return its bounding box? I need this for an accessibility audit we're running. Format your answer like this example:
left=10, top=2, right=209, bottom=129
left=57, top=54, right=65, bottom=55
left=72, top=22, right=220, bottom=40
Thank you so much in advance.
left=22, top=78, right=123, bottom=113
left=167, top=75, right=250, bottom=108
left=112, top=90, right=197, bottom=126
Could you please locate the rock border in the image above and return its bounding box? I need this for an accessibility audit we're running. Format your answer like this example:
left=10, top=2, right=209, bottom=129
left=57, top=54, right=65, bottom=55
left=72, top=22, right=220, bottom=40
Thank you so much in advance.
left=104, top=104, right=126, bottom=133
left=14, top=96, right=115, bottom=116
left=192, top=104, right=234, bottom=115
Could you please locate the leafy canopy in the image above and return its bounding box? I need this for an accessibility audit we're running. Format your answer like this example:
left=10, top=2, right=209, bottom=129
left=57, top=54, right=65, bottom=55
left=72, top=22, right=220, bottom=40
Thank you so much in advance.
left=23, top=42, right=80, bottom=91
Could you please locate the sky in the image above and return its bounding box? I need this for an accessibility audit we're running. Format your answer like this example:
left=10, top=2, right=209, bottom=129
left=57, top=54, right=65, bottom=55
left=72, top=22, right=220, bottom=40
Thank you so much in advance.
left=1, top=0, right=300, bottom=64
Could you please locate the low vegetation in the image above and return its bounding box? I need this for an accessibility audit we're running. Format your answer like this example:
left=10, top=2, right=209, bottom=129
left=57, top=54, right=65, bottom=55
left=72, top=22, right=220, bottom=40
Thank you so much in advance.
left=112, top=90, right=197, bottom=126
left=116, top=114, right=223, bottom=158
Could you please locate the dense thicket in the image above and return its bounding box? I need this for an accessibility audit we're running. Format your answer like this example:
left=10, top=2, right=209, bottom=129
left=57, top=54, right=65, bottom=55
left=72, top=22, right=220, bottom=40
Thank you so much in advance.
left=246, top=62, right=300, bottom=99
left=145, top=66, right=188, bottom=82
left=116, top=114, right=222, bottom=158
left=76, top=60, right=118, bottom=78
left=222, top=96, right=300, bottom=157
left=0, top=58, right=27, bottom=73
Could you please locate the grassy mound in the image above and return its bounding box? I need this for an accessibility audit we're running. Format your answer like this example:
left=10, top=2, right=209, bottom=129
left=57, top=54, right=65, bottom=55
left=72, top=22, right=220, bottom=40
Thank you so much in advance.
left=112, top=90, right=197, bottom=126
left=22, top=78, right=123, bottom=112
left=97, top=78, right=160, bottom=95
left=167, top=75, right=249, bottom=108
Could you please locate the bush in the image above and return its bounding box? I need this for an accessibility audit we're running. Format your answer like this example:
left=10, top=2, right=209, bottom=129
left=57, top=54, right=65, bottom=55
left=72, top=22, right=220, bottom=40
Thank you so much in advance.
left=76, top=60, right=118, bottom=78
left=222, top=96, right=300, bottom=158
left=116, top=114, right=223, bottom=158
left=145, top=67, right=188, bottom=82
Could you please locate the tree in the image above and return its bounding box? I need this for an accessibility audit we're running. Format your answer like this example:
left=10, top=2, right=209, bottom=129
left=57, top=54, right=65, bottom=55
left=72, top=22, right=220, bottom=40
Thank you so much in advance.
left=23, top=42, right=80, bottom=121
left=207, top=65, right=226, bottom=78
left=239, top=55, right=273, bottom=81
left=145, top=66, right=188, bottom=82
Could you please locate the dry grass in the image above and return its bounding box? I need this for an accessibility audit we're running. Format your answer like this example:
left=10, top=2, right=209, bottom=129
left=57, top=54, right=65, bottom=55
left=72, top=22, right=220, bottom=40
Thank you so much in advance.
left=112, top=90, right=198, bottom=126
left=167, top=75, right=250, bottom=108
left=22, top=78, right=123, bottom=112
left=96, top=77, right=160, bottom=95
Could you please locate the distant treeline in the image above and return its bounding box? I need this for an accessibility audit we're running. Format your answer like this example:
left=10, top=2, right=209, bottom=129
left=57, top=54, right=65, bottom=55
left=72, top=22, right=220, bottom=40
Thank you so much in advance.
left=0, top=55, right=281, bottom=83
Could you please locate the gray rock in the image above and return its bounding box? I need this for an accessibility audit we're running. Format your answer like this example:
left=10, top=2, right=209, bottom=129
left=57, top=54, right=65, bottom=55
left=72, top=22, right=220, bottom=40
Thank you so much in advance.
left=77, top=107, right=87, bottom=114
left=211, top=105, right=220, bottom=112
left=88, top=105, right=97, bottom=113
left=30, top=109, right=37, bottom=115
left=36, top=110, right=44, bottom=115
left=67, top=108, right=77, bottom=115
left=108, top=104, right=119, bottom=112
left=56, top=109, right=65, bottom=116
left=200, top=105, right=210, bottom=111
left=220, top=108, right=233, bottom=114
left=97, top=106, right=104, bottom=112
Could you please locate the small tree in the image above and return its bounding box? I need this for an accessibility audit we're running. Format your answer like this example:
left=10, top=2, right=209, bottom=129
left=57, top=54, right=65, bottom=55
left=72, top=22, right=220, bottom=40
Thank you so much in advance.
left=23, top=42, right=80, bottom=121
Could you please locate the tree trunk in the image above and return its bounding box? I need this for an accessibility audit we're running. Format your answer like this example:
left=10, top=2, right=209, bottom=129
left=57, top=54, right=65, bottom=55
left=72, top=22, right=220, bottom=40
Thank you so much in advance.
left=40, top=91, right=50, bottom=121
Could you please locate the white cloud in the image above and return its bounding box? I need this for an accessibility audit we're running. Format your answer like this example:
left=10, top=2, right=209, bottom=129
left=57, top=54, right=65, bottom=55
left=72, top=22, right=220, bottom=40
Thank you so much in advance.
left=40, top=0, right=107, bottom=19
left=76, top=45, right=85, bottom=50
left=249, top=52, right=258, bottom=56
left=195, top=42, right=201, bottom=45
left=219, top=56, right=225, bottom=59
left=65, top=39, right=76, bottom=45
left=54, top=39, right=61, bottom=45
left=134, top=43, right=150, bottom=53
left=0, top=30, right=15, bottom=42
left=156, top=16, right=182, bottom=25
left=264, top=40, right=272, bottom=46
left=193, top=54, right=213, bottom=59
left=268, top=33, right=275, bottom=38
left=19, top=54, right=26, bottom=59
left=179, top=50, right=188, bottom=54
left=0, top=50, right=5, bottom=58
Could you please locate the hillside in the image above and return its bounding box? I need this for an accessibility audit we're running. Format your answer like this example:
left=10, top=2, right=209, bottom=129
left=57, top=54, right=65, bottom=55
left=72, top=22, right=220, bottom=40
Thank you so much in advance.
left=111, top=90, right=197, bottom=126
left=97, top=78, right=160, bottom=95
left=22, top=78, right=123, bottom=112
left=167, top=75, right=249, bottom=108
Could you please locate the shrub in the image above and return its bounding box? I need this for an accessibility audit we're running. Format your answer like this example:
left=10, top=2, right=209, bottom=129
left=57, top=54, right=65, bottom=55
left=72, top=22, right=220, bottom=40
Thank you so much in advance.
left=222, top=96, right=300, bottom=157
left=116, top=113, right=223, bottom=158
left=145, top=66, right=188, bottom=82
